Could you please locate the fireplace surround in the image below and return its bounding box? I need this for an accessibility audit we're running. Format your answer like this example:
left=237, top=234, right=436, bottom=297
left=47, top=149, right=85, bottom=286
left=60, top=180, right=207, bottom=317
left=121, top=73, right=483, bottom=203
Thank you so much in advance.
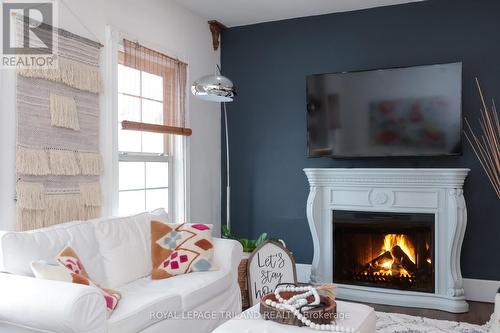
left=304, top=168, right=470, bottom=313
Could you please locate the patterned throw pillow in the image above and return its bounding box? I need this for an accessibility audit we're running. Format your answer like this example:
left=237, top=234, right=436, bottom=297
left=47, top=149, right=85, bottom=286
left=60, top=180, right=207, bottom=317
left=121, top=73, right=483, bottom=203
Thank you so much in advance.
left=31, top=246, right=120, bottom=315
left=151, top=220, right=216, bottom=280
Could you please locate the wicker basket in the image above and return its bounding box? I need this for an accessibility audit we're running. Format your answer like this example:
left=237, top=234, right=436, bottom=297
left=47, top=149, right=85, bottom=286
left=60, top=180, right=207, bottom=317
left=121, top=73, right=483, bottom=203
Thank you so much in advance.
left=259, top=291, right=336, bottom=326
left=238, top=253, right=251, bottom=308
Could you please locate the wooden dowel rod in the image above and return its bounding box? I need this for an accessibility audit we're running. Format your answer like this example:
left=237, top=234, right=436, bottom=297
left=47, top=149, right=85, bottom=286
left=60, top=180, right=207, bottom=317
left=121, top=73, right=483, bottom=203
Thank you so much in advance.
left=121, top=120, right=192, bottom=136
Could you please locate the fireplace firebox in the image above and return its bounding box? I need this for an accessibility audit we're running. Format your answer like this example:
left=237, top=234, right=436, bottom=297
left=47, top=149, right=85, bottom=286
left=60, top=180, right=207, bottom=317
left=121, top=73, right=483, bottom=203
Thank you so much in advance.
left=333, top=211, right=434, bottom=293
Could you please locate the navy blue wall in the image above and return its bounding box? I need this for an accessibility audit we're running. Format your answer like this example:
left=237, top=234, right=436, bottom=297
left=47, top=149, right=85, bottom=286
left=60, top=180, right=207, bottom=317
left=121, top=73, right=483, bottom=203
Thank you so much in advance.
left=221, top=0, right=500, bottom=280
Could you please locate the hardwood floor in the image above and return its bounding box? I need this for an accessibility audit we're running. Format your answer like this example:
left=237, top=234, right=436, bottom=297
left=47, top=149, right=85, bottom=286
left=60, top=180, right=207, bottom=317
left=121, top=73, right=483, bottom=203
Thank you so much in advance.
left=341, top=299, right=493, bottom=325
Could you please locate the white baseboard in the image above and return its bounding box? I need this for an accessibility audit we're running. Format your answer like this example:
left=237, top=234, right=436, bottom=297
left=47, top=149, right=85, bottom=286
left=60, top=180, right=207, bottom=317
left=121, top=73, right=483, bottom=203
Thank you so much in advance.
left=463, top=278, right=499, bottom=303
left=295, top=263, right=498, bottom=304
left=296, top=263, right=312, bottom=283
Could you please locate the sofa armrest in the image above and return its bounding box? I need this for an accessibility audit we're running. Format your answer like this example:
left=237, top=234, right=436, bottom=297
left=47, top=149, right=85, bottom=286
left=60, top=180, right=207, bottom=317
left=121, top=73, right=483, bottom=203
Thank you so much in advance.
left=0, top=273, right=107, bottom=333
left=212, top=238, right=243, bottom=276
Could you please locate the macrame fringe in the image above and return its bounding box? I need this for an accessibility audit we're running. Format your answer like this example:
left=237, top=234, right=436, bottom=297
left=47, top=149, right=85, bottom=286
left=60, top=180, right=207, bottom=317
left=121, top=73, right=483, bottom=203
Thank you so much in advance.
left=16, top=182, right=46, bottom=210
left=45, top=194, right=82, bottom=228
left=79, top=182, right=102, bottom=207
left=49, top=150, right=80, bottom=175
left=77, top=152, right=103, bottom=175
left=16, top=146, right=50, bottom=176
left=16, top=182, right=103, bottom=230
left=17, top=147, right=102, bottom=176
left=50, top=93, right=80, bottom=130
left=59, top=58, right=102, bottom=93
left=17, top=58, right=102, bottom=94
left=16, top=207, right=44, bottom=231
left=81, top=206, right=101, bottom=221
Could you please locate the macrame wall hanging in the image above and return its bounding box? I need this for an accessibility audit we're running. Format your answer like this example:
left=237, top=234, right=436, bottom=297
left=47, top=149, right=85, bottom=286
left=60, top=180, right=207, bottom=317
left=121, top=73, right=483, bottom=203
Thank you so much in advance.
left=16, top=26, right=103, bottom=231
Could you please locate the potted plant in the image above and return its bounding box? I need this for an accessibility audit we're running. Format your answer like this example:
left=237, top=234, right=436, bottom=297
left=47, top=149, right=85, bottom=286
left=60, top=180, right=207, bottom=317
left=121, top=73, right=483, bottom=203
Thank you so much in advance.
left=222, top=225, right=268, bottom=308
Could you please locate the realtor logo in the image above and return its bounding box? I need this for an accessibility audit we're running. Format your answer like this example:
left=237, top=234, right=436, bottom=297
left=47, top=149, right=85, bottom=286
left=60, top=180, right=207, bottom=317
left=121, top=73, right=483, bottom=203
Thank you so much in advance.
left=1, top=0, right=57, bottom=68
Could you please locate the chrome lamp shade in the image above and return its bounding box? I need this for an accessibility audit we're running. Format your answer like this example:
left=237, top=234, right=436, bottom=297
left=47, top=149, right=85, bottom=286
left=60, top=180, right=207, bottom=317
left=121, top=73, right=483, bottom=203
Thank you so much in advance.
left=191, top=74, right=236, bottom=102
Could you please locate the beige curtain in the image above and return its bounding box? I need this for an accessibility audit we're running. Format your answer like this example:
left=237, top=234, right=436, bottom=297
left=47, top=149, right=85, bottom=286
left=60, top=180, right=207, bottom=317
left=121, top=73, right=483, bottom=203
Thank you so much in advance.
left=122, top=39, right=189, bottom=135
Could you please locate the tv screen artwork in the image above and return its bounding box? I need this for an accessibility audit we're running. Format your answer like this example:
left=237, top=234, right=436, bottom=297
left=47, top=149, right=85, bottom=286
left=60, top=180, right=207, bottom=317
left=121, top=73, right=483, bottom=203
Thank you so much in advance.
left=306, top=62, right=462, bottom=157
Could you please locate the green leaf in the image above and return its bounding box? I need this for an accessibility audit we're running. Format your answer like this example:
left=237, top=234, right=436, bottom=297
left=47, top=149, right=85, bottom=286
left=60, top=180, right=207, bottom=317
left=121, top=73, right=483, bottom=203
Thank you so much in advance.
left=240, top=238, right=257, bottom=252
left=255, top=233, right=268, bottom=247
left=221, top=225, right=233, bottom=239
left=239, top=238, right=250, bottom=248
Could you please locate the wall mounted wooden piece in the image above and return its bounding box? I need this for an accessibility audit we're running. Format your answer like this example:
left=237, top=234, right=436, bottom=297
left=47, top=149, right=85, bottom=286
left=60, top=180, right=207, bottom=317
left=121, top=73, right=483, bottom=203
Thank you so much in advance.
left=208, top=20, right=227, bottom=51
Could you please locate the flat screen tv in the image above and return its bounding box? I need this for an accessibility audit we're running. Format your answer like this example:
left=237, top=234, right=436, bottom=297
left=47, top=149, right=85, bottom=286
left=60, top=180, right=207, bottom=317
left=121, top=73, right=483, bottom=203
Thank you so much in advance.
left=306, top=62, right=462, bottom=157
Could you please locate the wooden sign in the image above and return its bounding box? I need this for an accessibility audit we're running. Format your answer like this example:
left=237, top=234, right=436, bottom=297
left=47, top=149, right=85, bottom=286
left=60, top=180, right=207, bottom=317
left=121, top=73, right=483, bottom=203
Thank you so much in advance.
left=247, top=240, right=297, bottom=306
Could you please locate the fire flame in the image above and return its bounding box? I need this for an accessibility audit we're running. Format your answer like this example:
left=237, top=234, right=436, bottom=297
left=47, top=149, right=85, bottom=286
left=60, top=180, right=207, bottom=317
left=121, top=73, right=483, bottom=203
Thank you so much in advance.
left=382, top=234, right=416, bottom=264
left=377, top=234, right=416, bottom=276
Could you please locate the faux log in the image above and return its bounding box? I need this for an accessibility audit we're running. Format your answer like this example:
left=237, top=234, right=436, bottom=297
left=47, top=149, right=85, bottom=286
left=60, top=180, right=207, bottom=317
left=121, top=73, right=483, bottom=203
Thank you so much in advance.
left=363, top=250, right=393, bottom=271
left=391, top=245, right=417, bottom=274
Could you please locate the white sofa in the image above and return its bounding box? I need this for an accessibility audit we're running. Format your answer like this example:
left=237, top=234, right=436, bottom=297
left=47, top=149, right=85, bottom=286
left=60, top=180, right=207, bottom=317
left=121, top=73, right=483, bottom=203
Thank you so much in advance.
left=0, top=211, right=243, bottom=333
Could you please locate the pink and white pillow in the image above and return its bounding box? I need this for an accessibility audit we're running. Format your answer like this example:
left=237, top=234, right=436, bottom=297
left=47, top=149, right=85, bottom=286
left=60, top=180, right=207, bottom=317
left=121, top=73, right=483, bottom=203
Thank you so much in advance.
left=31, top=246, right=120, bottom=315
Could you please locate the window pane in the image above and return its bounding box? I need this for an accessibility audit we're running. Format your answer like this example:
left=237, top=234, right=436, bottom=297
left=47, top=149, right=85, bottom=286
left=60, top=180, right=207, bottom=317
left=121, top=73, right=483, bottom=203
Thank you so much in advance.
left=118, top=94, right=141, bottom=122
left=119, top=162, right=145, bottom=190
left=118, top=64, right=140, bottom=95
left=142, top=132, right=164, bottom=154
left=119, top=190, right=145, bottom=216
left=146, top=188, right=168, bottom=212
left=119, top=127, right=141, bottom=152
left=146, top=162, right=168, bottom=188
left=142, top=99, right=163, bottom=125
left=142, top=71, right=163, bottom=101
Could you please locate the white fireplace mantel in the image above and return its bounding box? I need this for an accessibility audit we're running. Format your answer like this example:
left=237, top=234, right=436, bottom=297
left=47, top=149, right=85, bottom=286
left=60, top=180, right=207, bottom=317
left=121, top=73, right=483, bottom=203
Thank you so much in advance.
left=304, top=168, right=470, bottom=313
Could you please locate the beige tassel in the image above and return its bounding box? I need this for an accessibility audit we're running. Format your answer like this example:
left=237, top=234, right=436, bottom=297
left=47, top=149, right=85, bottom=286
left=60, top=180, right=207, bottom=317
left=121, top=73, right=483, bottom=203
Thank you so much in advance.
left=77, top=152, right=103, bottom=175
left=16, top=207, right=45, bottom=231
left=59, top=58, right=102, bottom=94
left=79, top=182, right=102, bottom=207
left=80, top=205, right=101, bottom=220
left=49, top=150, right=80, bottom=175
left=50, top=93, right=80, bottom=130
left=17, top=66, right=61, bottom=84
left=16, top=146, right=50, bottom=176
left=16, top=182, right=46, bottom=210
left=16, top=181, right=46, bottom=231
left=45, top=194, right=81, bottom=227
left=17, top=58, right=101, bottom=94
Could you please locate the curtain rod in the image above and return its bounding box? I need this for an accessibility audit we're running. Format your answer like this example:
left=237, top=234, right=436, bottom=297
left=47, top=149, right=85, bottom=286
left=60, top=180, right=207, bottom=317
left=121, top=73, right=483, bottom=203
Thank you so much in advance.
left=124, top=39, right=188, bottom=66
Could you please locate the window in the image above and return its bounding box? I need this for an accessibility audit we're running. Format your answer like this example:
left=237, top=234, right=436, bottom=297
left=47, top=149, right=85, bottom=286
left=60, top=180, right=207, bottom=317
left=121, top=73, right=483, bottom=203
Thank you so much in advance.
left=117, top=64, right=172, bottom=216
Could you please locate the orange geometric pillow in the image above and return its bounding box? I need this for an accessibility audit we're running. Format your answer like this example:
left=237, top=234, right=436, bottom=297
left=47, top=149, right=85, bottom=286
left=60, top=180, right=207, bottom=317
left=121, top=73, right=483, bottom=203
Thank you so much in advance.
left=31, top=246, right=120, bottom=314
left=151, top=220, right=215, bottom=280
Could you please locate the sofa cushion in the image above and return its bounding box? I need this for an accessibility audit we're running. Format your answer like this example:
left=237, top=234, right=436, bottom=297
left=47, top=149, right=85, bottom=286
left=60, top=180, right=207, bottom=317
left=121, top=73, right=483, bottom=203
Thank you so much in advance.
left=0, top=219, right=106, bottom=285
left=31, top=246, right=121, bottom=315
left=93, top=212, right=151, bottom=288
left=171, top=269, right=232, bottom=310
left=107, top=280, right=181, bottom=333
left=115, top=269, right=232, bottom=314
left=151, top=221, right=216, bottom=280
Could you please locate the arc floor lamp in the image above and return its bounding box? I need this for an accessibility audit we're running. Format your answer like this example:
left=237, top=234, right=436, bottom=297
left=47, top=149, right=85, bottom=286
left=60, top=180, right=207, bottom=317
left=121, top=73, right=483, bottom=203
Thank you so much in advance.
left=191, top=67, right=236, bottom=232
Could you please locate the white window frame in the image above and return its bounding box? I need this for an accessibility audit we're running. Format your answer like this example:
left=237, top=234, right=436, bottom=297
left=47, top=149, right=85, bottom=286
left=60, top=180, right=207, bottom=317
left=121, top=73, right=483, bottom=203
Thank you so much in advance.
left=102, top=26, right=188, bottom=222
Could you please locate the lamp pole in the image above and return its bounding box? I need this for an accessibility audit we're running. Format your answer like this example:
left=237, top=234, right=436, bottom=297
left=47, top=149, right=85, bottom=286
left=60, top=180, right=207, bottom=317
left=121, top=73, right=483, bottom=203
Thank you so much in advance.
left=223, top=102, right=230, bottom=232
left=191, top=69, right=236, bottom=234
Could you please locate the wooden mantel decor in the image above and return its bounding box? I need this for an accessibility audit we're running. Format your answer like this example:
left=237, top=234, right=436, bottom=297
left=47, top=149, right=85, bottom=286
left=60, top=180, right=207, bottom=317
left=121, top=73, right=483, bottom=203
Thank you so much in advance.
left=122, top=120, right=192, bottom=136
left=208, top=20, right=227, bottom=51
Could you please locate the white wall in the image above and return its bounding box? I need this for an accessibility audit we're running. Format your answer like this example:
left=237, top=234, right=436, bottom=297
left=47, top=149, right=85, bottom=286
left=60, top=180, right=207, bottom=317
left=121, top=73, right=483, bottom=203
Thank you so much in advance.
left=0, top=0, right=222, bottom=232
